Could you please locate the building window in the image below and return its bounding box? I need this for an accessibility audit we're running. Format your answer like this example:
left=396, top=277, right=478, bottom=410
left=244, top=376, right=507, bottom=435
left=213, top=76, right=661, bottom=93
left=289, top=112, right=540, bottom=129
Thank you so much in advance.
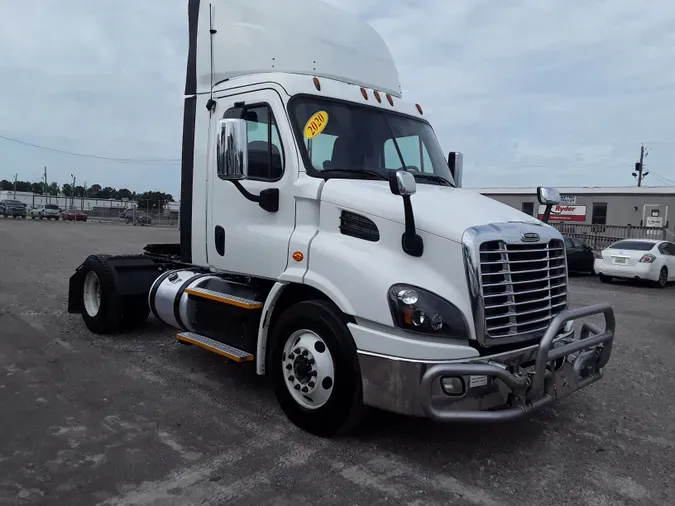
left=521, top=202, right=534, bottom=216
left=592, top=202, right=607, bottom=225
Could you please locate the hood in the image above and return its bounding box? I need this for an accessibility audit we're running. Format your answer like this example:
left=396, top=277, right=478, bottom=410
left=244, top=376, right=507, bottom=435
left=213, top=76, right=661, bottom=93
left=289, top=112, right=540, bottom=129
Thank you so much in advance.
left=320, top=179, right=541, bottom=242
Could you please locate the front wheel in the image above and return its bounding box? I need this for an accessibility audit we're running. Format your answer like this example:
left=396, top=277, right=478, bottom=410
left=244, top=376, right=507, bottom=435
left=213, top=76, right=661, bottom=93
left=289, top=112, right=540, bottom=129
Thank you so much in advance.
left=269, top=300, right=364, bottom=437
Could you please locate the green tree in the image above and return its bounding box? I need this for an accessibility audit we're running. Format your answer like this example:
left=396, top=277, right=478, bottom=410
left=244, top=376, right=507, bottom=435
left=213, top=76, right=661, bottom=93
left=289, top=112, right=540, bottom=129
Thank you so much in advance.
left=47, top=182, right=59, bottom=195
left=16, top=181, right=32, bottom=192
left=61, top=183, right=73, bottom=196
left=31, top=182, right=44, bottom=194
left=117, top=188, right=132, bottom=200
left=88, top=184, right=102, bottom=196
left=0, top=180, right=11, bottom=191
left=72, top=185, right=85, bottom=197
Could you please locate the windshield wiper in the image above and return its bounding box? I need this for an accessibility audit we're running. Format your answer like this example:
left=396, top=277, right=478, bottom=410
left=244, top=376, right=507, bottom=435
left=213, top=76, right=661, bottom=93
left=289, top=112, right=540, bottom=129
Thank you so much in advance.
left=319, top=168, right=388, bottom=181
left=410, top=173, right=453, bottom=186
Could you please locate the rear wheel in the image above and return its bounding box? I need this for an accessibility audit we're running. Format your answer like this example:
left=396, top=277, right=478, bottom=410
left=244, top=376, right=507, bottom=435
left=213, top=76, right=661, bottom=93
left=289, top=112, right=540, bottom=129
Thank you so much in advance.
left=80, top=255, right=124, bottom=334
left=269, top=300, right=364, bottom=437
left=599, top=273, right=612, bottom=283
left=656, top=267, right=668, bottom=289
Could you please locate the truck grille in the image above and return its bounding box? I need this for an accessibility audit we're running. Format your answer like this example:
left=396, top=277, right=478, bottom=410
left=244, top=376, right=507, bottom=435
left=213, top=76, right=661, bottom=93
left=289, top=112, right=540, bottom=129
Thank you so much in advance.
left=478, top=239, right=567, bottom=339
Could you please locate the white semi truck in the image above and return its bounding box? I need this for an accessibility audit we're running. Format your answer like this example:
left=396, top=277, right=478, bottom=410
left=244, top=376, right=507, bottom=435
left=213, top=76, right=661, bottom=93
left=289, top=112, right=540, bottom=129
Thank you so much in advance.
left=67, top=0, right=616, bottom=437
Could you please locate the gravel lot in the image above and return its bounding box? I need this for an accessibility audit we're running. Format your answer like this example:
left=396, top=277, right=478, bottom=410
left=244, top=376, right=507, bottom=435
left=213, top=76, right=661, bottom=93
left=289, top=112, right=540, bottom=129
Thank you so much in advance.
left=0, top=218, right=673, bottom=506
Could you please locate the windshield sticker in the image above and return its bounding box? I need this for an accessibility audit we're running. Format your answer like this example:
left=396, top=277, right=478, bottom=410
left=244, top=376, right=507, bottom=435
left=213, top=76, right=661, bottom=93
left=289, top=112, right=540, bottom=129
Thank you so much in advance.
left=304, top=111, right=329, bottom=139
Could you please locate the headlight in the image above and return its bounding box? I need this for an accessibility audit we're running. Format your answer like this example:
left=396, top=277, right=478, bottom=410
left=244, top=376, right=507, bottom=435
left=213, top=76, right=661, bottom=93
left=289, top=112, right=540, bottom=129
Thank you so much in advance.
left=387, top=284, right=469, bottom=338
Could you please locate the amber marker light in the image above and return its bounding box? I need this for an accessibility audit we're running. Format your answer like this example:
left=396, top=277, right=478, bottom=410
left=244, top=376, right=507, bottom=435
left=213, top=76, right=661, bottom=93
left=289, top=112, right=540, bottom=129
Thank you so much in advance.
left=292, top=251, right=304, bottom=262
left=313, top=77, right=321, bottom=91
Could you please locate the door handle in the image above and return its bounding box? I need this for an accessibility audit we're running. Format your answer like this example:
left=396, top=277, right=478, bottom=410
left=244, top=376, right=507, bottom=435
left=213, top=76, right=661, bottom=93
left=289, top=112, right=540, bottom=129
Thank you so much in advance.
left=215, top=226, right=225, bottom=256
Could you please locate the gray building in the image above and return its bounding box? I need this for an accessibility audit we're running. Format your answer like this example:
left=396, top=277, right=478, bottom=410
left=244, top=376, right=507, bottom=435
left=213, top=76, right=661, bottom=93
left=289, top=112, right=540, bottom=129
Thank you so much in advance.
left=474, top=186, right=675, bottom=228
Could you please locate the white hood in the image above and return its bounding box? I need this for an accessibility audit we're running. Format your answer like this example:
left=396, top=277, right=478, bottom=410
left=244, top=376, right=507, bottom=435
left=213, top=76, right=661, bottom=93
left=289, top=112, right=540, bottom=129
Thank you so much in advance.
left=320, top=179, right=541, bottom=242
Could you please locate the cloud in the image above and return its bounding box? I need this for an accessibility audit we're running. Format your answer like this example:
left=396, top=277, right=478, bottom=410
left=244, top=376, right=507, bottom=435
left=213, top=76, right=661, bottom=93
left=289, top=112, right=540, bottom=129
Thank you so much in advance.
left=0, top=0, right=674, bottom=196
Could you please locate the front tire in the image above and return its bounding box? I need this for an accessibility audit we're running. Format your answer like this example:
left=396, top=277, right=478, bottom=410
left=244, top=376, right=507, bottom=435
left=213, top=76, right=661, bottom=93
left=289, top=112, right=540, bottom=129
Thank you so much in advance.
left=269, top=300, right=364, bottom=437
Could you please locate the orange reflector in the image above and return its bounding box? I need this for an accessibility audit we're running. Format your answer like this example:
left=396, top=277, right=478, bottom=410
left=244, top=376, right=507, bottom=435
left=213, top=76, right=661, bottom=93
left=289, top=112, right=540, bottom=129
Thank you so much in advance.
left=360, top=87, right=368, bottom=100
left=373, top=90, right=381, bottom=103
left=313, top=77, right=321, bottom=91
left=403, top=307, right=413, bottom=325
left=292, top=251, right=304, bottom=262
left=416, top=103, right=423, bottom=115
left=386, top=94, right=394, bottom=106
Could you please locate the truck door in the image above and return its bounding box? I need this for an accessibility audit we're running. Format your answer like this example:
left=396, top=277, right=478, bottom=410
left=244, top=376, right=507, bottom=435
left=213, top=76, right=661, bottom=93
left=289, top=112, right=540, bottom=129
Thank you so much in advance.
left=206, top=88, right=297, bottom=279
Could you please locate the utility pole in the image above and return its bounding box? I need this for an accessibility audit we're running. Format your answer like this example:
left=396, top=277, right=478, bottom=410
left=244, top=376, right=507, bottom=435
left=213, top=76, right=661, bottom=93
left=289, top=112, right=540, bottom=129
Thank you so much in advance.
left=633, top=144, right=649, bottom=187
left=70, top=174, right=76, bottom=210
left=43, top=167, right=48, bottom=204
left=13, top=173, right=18, bottom=199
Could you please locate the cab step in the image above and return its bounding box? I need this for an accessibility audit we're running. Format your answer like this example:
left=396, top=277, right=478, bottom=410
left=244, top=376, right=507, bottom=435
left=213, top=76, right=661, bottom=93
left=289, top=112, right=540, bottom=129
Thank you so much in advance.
left=184, top=287, right=263, bottom=310
left=176, top=331, right=254, bottom=363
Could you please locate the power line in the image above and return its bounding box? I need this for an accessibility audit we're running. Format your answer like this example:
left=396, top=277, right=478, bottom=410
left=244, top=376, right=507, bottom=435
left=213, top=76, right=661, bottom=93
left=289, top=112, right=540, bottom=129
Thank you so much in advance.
left=648, top=170, right=675, bottom=185
left=0, top=134, right=180, bottom=164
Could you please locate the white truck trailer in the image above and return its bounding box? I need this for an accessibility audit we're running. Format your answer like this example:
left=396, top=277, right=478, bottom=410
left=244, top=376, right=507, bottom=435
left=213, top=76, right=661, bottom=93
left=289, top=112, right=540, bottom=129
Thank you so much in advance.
left=67, top=0, right=616, bottom=437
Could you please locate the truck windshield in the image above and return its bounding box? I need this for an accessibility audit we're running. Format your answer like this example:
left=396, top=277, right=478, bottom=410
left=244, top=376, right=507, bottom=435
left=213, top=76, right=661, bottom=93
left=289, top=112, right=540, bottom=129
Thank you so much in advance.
left=289, top=96, right=455, bottom=186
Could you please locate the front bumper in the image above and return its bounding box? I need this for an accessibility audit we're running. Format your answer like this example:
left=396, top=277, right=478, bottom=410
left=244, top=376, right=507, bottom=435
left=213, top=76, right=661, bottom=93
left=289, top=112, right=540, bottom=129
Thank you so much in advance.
left=357, top=303, right=615, bottom=422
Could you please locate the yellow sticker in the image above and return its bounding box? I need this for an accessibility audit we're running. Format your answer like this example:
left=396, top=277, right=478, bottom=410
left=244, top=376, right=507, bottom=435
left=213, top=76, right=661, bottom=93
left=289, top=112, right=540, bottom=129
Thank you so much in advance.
left=303, top=111, right=329, bottom=139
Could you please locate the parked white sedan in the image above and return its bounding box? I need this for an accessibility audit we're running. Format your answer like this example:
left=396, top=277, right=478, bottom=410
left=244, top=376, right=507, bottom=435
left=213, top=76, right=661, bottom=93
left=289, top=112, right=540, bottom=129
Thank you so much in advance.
left=594, top=239, right=675, bottom=288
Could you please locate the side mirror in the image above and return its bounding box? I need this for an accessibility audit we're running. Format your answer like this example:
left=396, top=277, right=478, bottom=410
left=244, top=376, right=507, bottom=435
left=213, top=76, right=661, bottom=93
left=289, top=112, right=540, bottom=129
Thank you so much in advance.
left=448, top=152, right=463, bottom=188
left=537, top=186, right=561, bottom=205
left=216, top=118, right=248, bottom=180
left=389, top=169, right=416, bottom=196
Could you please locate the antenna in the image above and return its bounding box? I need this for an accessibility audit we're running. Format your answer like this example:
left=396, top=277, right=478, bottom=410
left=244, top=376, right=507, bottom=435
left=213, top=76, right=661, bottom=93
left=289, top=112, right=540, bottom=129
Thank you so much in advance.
left=206, top=3, right=217, bottom=113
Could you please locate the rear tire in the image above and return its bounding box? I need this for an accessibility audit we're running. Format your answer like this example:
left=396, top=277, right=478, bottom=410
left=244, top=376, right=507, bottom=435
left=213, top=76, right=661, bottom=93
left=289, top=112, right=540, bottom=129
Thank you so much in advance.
left=80, top=255, right=124, bottom=334
left=269, top=300, right=364, bottom=438
left=599, top=273, right=612, bottom=283
left=656, top=267, right=668, bottom=289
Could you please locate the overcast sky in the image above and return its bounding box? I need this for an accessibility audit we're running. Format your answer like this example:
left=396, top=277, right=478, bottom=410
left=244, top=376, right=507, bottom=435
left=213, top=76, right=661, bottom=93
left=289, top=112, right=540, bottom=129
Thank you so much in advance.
left=1, top=0, right=674, bottom=197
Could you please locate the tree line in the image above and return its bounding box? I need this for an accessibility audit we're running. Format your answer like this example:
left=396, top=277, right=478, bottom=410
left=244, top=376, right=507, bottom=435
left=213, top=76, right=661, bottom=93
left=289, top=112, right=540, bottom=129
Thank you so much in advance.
left=0, top=179, right=174, bottom=204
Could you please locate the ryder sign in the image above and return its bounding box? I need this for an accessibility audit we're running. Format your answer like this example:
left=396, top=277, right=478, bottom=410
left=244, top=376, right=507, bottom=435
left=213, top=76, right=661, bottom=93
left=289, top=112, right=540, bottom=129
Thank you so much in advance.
left=537, top=204, right=587, bottom=222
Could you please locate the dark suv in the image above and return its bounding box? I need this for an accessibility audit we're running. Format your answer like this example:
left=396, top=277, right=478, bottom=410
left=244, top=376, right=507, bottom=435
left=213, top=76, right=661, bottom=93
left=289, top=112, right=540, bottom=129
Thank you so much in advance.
left=0, top=199, right=27, bottom=219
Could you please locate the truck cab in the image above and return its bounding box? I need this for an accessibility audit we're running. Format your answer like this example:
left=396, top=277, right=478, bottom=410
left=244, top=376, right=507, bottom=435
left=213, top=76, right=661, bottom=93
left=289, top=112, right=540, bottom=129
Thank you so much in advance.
left=66, top=0, right=615, bottom=437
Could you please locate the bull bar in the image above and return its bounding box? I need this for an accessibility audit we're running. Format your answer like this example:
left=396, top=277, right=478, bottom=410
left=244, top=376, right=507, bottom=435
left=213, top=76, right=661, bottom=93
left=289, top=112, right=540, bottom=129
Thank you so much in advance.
left=418, top=303, right=615, bottom=422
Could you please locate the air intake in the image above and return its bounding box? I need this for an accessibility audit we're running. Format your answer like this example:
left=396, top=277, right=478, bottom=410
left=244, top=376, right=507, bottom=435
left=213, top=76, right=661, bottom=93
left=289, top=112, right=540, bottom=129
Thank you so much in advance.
left=339, top=211, right=379, bottom=242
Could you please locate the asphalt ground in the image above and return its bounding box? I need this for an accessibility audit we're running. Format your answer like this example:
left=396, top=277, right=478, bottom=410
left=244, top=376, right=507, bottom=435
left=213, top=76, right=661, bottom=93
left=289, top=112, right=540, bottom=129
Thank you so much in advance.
left=0, top=218, right=673, bottom=506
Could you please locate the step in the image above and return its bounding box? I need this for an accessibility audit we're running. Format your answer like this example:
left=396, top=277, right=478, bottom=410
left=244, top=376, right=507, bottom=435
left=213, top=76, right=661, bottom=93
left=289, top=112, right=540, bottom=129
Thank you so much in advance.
left=184, top=287, right=263, bottom=310
left=176, top=332, right=254, bottom=363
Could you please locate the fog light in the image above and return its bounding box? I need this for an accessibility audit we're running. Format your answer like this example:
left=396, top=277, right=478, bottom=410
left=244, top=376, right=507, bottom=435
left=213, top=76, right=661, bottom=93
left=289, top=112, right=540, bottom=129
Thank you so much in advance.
left=440, top=376, right=465, bottom=396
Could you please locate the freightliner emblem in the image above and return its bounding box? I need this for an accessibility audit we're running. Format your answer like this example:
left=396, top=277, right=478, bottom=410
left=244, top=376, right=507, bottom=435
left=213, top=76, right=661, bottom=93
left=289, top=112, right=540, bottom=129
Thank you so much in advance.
left=521, top=232, right=540, bottom=242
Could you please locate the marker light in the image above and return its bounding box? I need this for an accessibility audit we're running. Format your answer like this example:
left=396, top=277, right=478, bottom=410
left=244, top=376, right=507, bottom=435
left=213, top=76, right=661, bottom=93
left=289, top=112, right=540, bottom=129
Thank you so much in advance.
left=360, top=87, right=368, bottom=100
left=313, top=77, right=321, bottom=91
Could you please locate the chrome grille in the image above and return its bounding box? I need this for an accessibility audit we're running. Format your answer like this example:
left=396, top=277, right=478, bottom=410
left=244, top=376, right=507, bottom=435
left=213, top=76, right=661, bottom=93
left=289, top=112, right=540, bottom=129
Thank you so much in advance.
left=478, top=239, right=567, bottom=339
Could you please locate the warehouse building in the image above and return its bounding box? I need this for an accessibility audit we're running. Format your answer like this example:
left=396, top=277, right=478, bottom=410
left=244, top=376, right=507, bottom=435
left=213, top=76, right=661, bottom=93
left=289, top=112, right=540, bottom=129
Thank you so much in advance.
left=475, top=186, right=675, bottom=228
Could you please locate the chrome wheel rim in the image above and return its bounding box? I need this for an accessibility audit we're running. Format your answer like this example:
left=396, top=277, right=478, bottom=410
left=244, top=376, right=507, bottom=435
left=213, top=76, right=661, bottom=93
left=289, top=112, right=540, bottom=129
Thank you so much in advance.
left=282, top=329, right=335, bottom=410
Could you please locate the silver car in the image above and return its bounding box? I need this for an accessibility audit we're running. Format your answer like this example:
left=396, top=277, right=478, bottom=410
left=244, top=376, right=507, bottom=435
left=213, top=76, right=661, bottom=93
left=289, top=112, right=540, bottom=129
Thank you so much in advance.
left=31, top=204, right=61, bottom=220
